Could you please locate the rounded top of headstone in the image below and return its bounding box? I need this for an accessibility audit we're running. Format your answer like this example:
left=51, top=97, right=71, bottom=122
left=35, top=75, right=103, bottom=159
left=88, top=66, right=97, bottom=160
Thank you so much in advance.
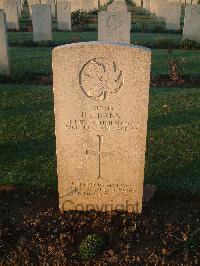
left=53, top=41, right=151, bottom=53
left=107, top=1, right=127, bottom=12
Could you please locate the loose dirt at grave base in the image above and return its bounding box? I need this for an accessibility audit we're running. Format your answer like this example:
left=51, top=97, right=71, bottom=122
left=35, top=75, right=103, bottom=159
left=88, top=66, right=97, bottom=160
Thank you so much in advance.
left=0, top=185, right=199, bottom=265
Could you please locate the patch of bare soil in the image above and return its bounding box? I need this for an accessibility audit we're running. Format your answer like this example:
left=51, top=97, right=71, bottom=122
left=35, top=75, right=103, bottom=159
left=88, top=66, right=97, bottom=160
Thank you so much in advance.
left=0, top=185, right=199, bottom=265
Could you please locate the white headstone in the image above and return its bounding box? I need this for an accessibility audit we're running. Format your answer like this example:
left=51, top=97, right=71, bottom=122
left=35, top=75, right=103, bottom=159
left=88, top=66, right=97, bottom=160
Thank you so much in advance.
left=143, top=0, right=150, bottom=11
left=32, top=4, right=52, bottom=41
left=92, top=0, right=98, bottom=10
left=107, top=1, right=127, bottom=11
left=81, top=0, right=98, bottom=12
left=98, top=11, right=131, bottom=43
left=154, top=0, right=168, bottom=21
left=53, top=41, right=151, bottom=213
left=16, top=0, right=22, bottom=17
left=28, top=0, right=40, bottom=15
left=165, top=3, right=182, bottom=30
left=133, top=0, right=141, bottom=7
left=168, top=0, right=182, bottom=2
left=49, top=0, right=55, bottom=17
left=57, top=1, right=71, bottom=30
left=183, top=5, right=200, bottom=43
left=4, top=0, right=19, bottom=30
left=21, top=0, right=24, bottom=10
left=150, top=0, right=156, bottom=14
left=0, top=0, right=4, bottom=9
left=99, top=0, right=109, bottom=6
left=41, top=0, right=55, bottom=17
left=0, top=10, right=10, bottom=75
left=69, top=0, right=81, bottom=12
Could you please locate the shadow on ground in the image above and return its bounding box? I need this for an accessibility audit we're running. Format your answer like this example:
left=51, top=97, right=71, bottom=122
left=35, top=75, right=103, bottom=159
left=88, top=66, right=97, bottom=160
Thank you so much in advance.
left=0, top=186, right=199, bottom=265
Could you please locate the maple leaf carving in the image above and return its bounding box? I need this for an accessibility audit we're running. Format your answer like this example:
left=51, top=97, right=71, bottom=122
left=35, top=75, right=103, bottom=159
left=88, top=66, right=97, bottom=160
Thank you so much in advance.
left=107, top=15, right=122, bottom=30
left=191, top=7, right=200, bottom=16
left=80, top=58, right=124, bottom=101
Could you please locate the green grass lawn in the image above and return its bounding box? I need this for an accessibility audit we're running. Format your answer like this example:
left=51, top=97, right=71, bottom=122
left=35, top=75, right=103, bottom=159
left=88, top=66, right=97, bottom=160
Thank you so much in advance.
left=147, top=87, right=200, bottom=197
left=8, top=47, right=200, bottom=77
left=6, top=28, right=198, bottom=77
left=151, top=49, right=200, bottom=76
left=0, top=84, right=56, bottom=188
left=8, top=31, right=182, bottom=45
left=0, top=84, right=199, bottom=197
left=10, top=47, right=52, bottom=74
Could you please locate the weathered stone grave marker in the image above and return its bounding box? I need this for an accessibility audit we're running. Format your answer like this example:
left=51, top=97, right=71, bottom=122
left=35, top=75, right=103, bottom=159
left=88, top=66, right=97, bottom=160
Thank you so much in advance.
left=81, top=0, right=98, bottom=12
left=0, top=0, right=4, bottom=9
left=16, top=0, right=22, bottom=17
left=57, top=1, right=71, bottom=30
left=154, top=0, right=167, bottom=21
left=0, top=10, right=10, bottom=75
left=149, top=0, right=156, bottom=15
left=28, top=0, right=40, bottom=15
left=143, top=0, right=150, bottom=11
left=183, top=5, right=200, bottom=43
left=165, top=2, right=181, bottom=30
left=32, top=4, right=52, bottom=41
left=41, top=0, right=56, bottom=18
left=98, top=11, right=131, bottom=43
left=3, top=0, right=19, bottom=30
left=21, top=0, right=24, bottom=11
left=133, top=0, right=141, bottom=7
left=99, top=0, right=109, bottom=7
left=107, top=1, right=127, bottom=11
left=53, top=42, right=151, bottom=212
left=68, top=0, right=81, bottom=12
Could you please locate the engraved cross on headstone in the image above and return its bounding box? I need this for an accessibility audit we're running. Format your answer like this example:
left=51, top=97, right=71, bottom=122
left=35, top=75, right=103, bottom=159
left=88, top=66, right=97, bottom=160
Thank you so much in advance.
left=86, top=135, right=115, bottom=179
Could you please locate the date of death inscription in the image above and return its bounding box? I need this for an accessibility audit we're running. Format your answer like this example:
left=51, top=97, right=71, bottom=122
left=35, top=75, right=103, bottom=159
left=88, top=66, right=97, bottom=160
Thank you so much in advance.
left=65, top=105, right=137, bottom=132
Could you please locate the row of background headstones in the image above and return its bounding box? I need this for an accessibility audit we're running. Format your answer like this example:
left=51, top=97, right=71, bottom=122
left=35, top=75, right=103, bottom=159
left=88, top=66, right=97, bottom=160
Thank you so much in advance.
left=0, top=0, right=199, bottom=24
left=1, top=0, right=199, bottom=31
left=1, top=0, right=199, bottom=40
left=0, top=0, right=200, bottom=75
left=0, top=0, right=199, bottom=27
